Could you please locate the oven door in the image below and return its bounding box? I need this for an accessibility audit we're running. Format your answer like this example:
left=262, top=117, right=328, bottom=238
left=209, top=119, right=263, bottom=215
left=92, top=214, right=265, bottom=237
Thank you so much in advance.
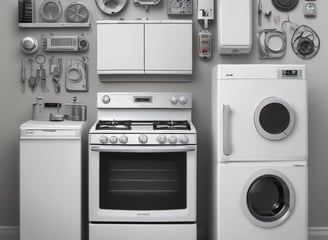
left=89, top=145, right=196, bottom=222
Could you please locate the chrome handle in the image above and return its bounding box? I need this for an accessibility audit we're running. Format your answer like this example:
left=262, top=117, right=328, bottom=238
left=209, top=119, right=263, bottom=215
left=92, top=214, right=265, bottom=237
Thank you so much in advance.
left=91, top=146, right=196, bottom=153
left=223, top=104, right=231, bottom=156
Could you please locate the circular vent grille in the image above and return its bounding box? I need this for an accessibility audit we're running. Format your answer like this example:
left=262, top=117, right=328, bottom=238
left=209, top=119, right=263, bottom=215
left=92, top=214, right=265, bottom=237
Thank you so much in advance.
left=271, top=0, right=298, bottom=11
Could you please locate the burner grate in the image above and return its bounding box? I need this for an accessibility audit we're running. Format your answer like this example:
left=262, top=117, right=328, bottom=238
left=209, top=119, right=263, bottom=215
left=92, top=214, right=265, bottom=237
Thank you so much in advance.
left=96, top=120, right=132, bottom=130
left=153, top=121, right=191, bottom=130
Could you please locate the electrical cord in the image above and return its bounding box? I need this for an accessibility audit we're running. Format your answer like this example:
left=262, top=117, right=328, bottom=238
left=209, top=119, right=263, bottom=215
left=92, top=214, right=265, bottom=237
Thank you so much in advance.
left=272, top=0, right=298, bottom=12
left=291, top=25, right=320, bottom=59
left=258, top=29, right=287, bottom=59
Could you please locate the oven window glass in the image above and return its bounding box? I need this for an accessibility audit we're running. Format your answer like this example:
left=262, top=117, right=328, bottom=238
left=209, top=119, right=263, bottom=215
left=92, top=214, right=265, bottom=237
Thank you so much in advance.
left=247, top=175, right=290, bottom=222
left=99, top=152, right=187, bottom=210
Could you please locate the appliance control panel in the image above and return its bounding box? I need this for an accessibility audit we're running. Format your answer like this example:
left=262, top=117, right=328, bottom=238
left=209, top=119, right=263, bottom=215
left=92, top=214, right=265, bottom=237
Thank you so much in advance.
left=279, top=69, right=303, bottom=79
left=97, top=92, right=192, bottom=109
left=90, top=134, right=196, bottom=145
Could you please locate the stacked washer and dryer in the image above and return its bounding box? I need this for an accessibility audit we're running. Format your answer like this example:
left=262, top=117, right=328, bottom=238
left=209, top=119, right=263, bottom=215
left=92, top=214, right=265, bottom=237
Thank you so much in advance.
left=210, top=65, right=308, bottom=240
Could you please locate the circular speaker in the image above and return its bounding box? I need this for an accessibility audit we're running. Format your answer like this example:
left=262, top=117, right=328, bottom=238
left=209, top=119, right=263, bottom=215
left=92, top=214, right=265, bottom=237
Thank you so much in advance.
left=271, top=0, right=299, bottom=12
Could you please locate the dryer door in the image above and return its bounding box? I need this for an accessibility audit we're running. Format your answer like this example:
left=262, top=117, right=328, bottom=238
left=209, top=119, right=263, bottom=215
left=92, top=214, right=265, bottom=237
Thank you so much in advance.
left=254, top=97, right=295, bottom=141
left=242, top=170, right=295, bottom=228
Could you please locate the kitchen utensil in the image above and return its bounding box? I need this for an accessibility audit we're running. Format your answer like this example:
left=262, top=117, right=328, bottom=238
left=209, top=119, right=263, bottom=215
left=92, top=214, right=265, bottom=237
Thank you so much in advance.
left=28, top=59, right=37, bottom=91
left=21, top=58, right=26, bottom=93
left=32, top=97, right=62, bottom=120
left=35, top=54, right=49, bottom=93
left=64, top=97, right=87, bottom=121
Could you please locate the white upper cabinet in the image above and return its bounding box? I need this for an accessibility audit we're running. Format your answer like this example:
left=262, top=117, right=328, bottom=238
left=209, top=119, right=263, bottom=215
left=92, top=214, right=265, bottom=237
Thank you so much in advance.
left=145, top=22, right=192, bottom=74
left=97, top=20, right=192, bottom=75
left=97, top=22, right=145, bottom=74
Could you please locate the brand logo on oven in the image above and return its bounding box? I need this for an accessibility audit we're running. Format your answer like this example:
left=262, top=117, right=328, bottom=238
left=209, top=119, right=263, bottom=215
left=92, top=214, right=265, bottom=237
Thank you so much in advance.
left=137, top=213, right=151, bottom=216
left=226, top=73, right=234, bottom=77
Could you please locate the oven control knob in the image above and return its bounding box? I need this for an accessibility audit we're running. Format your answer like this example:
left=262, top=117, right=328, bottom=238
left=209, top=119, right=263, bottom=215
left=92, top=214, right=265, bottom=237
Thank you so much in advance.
left=179, top=96, right=188, bottom=105
left=102, top=95, right=111, bottom=104
left=179, top=135, right=189, bottom=144
left=110, top=136, right=118, bottom=144
left=170, top=96, right=178, bottom=105
left=157, top=135, right=167, bottom=144
left=168, top=136, right=177, bottom=144
left=99, top=136, right=108, bottom=144
left=119, top=135, right=128, bottom=144
left=139, top=134, right=148, bottom=144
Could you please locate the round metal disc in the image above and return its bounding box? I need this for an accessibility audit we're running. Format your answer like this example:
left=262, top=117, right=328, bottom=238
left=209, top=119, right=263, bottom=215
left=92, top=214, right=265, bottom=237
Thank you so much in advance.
left=65, top=2, right=89, bottom=23
left=95, top=0, right=128, bottom=15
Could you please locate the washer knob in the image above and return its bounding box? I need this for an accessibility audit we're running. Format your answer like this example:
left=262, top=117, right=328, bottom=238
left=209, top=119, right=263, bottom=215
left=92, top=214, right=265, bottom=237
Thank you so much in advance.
left=179, top=96, right=188, bottom=105
left=179, top=135, right=189, bottom=144
left=157, top=135, right=167, bottom=144
left=102, top=95, right=111, bottom=104
left=119, top=135, right=128, bottom=144
left=99, top=136, right=108, bottom=144
left=110, top=136, right=118, bottom=144
left=170, top=96, right=178, bottom=105
left=168, top=136, right=177, bottom=144
left=139, top=134, right=148, bottom=144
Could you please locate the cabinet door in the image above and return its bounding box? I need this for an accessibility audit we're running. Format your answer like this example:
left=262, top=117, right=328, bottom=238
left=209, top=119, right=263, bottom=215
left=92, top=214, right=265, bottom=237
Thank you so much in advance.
left=97, top=23, right=144, bottom=74
left=145, top=23, right=192, bottom=74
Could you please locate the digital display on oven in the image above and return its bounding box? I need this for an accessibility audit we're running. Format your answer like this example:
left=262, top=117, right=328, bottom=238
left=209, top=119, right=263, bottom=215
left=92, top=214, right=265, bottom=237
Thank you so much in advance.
left=134, top=96, right=153, bottom=103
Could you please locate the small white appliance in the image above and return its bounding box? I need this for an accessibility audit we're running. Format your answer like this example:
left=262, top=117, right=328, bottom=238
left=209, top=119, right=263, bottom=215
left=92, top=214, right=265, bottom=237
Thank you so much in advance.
left=20, top=120, right=86, bottom=240
left=89, top=93, right=197, bottom=240
left=210, top=64, right=308, bottom=240
left=218, top=0, right=252, bottom=54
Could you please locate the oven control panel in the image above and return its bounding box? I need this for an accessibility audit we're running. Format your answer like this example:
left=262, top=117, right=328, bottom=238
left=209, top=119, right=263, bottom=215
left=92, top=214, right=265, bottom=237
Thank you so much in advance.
left=90, top=134, right=196, bottom=145
left=97, top=92, right=192, bottom=109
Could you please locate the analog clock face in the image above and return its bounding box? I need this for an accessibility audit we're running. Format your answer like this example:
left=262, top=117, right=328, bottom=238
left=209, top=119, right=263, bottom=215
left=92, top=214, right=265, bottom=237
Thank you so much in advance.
left=168, top=0, right=192, bottom=15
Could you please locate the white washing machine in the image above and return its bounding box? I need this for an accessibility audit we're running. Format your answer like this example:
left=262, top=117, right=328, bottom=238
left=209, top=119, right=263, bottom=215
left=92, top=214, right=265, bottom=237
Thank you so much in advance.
left=210, top=65, right=308, bottom=240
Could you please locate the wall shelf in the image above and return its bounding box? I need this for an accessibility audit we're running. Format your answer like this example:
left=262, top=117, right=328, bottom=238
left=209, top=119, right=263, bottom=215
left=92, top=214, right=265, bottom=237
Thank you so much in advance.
left=18, top=22, right=90, bottom=28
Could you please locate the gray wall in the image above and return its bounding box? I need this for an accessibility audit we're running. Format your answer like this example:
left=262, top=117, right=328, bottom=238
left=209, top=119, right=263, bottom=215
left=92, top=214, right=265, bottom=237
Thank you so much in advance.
left=0, top=0, right=327, bottom=237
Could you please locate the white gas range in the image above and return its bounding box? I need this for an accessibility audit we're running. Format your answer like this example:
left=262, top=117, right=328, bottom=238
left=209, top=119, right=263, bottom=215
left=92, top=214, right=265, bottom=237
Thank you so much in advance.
left=89, top=92, right=197, bottom=240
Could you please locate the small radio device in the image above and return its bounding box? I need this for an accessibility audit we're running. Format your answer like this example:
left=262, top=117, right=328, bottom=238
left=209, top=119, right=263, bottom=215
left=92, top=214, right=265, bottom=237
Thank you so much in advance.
left=42, top=35, right=89, bottom=52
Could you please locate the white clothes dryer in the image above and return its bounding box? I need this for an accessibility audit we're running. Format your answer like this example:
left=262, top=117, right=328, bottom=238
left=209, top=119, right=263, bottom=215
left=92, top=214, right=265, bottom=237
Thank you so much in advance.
left=210, top=64, right=308, bottom=240
left=211, top=64, right=308, bottom=162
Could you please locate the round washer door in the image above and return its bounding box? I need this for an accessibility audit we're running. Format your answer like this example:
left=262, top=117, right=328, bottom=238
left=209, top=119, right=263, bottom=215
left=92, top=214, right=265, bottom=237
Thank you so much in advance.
left=254, top=97, right=295, bottom=141
left=242, top=170, right=295, bottom=228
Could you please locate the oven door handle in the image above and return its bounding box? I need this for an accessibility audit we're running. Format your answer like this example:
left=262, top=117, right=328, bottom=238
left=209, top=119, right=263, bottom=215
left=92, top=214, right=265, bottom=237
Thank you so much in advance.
left=91, top=145, right=196, bottom=153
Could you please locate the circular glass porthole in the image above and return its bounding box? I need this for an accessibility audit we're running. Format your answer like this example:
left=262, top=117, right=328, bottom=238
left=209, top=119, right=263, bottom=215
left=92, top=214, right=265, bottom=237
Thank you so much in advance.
left=254, top=97, right=295, bottom=140
left=242, top=170, right=295, bottom=228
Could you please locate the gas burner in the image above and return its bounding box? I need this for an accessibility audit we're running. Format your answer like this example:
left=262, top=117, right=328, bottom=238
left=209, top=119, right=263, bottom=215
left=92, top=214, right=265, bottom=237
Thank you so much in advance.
left=96, top=120, right=132, bottom=130
left=153, top=120, right=191, bottom=130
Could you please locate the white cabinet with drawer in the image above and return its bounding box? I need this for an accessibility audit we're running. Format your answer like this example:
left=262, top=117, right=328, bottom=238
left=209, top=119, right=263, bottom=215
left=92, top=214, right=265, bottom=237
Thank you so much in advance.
left=97, top=20, right=192, bottom=75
